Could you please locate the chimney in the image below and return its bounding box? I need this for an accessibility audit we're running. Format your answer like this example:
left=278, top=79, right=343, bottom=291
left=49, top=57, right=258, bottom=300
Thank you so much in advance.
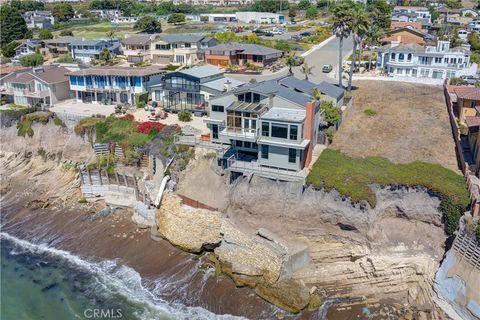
left=223, top=79, right=232, bottom=92
left=391, top=39, right=400, bottom=47
left=303, top=101, right=315, bottom=168
left=461, top=43, right=471, bottom=50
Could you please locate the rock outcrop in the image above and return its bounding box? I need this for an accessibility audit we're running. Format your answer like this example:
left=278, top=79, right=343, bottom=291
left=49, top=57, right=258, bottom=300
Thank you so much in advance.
left=226, top=176, right=448, bottom=317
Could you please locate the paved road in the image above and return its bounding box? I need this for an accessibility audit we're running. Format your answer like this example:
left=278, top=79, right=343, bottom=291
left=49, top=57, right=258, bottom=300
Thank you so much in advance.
left=228, top=36, right=354, bottom=84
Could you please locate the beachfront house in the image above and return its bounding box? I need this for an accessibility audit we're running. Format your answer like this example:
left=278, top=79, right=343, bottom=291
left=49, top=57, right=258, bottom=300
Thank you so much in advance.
left=377, top=40, right=477, bottom=80
left=204, top=42, right=283, bottom=68
left=70, top=39, right=121, bottom=64
left=203, top=76, right=322, bottom=181
left=23, top=10, right=55, bottom=29
left=150, top=35, right=217, bottom=66
left=121, top=34, right=160, bottom=63
left=44, top=36, right=78, bottom=55
left=0, top=65, right=70, bottom=107
left=150, top=65, right=243, bottom=114
left=67, top=66, right=164, bottom=106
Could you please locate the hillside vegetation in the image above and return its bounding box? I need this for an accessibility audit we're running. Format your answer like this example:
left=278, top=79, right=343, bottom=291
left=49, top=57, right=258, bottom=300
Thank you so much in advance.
left=307, top=149, right=469, bottom=234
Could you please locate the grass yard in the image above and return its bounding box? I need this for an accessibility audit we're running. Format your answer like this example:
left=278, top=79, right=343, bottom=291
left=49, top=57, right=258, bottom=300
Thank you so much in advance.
left=332, top=81, right=459, bottom=172
left=307, top=149, right=469, bottom=234
left=53, top=22, right=136, bottom=39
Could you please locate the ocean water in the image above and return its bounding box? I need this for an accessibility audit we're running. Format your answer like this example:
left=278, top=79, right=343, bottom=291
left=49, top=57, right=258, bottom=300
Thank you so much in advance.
left=0, top=232, right=244, bottom=320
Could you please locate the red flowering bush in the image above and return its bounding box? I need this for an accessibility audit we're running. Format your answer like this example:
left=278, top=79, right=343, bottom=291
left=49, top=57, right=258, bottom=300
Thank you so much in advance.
left=137, top=122, right=166, bottom=134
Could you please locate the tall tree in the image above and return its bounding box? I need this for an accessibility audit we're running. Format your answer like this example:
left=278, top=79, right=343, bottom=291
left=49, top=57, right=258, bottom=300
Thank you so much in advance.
left=365, top=25, right=383, bottom=71
left=285, top=53, right=297, bottom=75
left=134, top=16, right=161, bottom=33
left=52, top=3, right=74, bottom=22
left=39, top=29, right=53, bottom=40
left=331, top=1, right=353, bottom=88
left=0, top=5, right=28, bottom=47
left=301, top=62, right=314, bottom=80
left=347, top=7, right=369, bottom=92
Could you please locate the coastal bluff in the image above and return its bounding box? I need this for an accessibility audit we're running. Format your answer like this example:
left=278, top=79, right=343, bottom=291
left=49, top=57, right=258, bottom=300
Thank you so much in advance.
left=155, top=192, right=316, bottom=313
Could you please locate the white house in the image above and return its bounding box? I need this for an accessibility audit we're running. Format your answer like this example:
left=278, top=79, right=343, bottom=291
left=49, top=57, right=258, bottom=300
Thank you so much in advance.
left=377, top=40, right=477, bottom=80
left=468, top=20, right=480, bottom=32
left=393, top=6, right=432, bottom=23
left=236, top=12, right=285, bottom=24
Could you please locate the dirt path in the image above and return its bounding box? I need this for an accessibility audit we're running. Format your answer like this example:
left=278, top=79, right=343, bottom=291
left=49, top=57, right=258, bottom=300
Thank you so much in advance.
left=332, top=81, right=459, bottom=172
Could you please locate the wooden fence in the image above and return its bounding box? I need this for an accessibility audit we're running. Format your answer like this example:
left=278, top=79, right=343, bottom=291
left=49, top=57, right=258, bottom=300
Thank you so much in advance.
left=452, top=230, right=480, bottom=271
left=177, top=194, right=218, bottom=212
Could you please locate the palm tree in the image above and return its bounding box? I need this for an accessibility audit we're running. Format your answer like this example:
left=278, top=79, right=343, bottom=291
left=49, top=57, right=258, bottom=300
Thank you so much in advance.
left=285, top=53, right=296, bottom=75
left=331, top=1, right=354, bottom=88
left=365, top=26, right=383, bottom=71
left=347, top=7, right=370, bottom=92
left=106, top=29, right=117, bottom=42
left=301, top=62, right=314, bottom=80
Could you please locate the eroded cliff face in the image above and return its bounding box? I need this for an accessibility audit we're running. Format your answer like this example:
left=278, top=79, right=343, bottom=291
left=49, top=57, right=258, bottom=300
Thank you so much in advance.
left=227, top=177, right=448, bottom=316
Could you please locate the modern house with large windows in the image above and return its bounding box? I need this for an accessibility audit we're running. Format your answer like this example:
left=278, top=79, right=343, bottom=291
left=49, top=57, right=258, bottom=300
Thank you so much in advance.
left=150, top=35, right=217, bottom=66
left=0, top=65, right=70, bottom=107
left=67, top=66, right=164, bottom=105
left=70, top=39, right=121, bottom=64
left=121, top=34, right=159, bottom=63
left=150, top=65, right=243, bottom=114
left=377, top=40, right=477, bottom=80
left=203, top=76, right=322, bottom=182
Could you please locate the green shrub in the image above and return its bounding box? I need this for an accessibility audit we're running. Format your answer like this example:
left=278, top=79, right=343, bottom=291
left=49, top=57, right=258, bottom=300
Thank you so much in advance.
left=178, top=110, right=192, bottom=122
left=53, top=116, right=66, bottom=127
left=364, top=109, right=377, bottom=117
left=16, top=111, right=53, bottom=137
left=135, top=92, right=149, bottom=106
left=20, top=53, right=44, bottom=67
left=37, top=147, right=47, bottom=161
left=307, top=149, right=469, bottom=235
left=78, top=197, right=88, bottom=204
left=137, top=101, right=146, bottom=109
left=320, top=101, right=341, bottom=126
left=325, top=127, right=334, bottom=142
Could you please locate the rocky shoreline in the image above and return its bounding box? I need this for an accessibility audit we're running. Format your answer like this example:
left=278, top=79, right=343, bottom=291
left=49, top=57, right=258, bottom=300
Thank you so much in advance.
left=0, top=121, right=454, bottom=319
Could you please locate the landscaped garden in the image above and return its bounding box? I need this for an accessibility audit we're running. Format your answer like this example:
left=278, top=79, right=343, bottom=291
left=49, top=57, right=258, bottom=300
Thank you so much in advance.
left=307, top=149, right=470, bottom=235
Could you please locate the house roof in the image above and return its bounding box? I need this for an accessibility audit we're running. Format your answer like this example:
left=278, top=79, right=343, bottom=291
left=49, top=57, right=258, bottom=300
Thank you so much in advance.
left=277, top=76, right=344, bottom=100
left=465, top=116, right=480, bottom=127
left=70, top=39, right=108, bottom=46
left=178, top=65, right=223, bottom=78
left=3, top=66, right=69, bottom=84
left=67, top=66, right=165, bottom=77
left=381, top=42, right=426, bottom=53
left=237, top=79, right=311, bottom=107
left=201, top=77, right=244, bottom=92
left=207, top=42, right=282, bottom=55
left=262, top=107, right=306, bottom=122
left=122, top=34, right=155, bottom=46
left=0, top=66, right=28, bottom=76
left=394, top=6, right=428, bottom=10
left=44, top=36, right=78, bottom=45
left=390, top=21, right=423, bottom=30
left=161, top=34, right=205, bottom=43
left=454, top=87, right=480, bottom=101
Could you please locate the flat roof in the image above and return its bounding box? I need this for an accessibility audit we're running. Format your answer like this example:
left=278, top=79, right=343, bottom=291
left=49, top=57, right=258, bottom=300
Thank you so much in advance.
left=178, top=65, right=223, bottom=79
left=261, top=107, right=305, bottom=122
left=227, top=101, right=268, bottom=113
left=67, top=66, right=165, bottom=77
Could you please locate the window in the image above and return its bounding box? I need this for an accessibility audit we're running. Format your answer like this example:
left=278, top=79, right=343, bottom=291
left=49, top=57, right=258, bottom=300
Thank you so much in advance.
left=407, top=53, right=412, bottom=61
left=184, top=43, right=191, bottom=48
left=290, top=125, right=298, bottom=140
left=212, top=104, right=224, bottom=112
left=444, top=57, right=449, bottom=63
left=271, top=123, right=288, bottom=139
left=435, top=57, right=442, bottom=63
left=262, top=122, right=269, bottom=136
left=244, top=141, right=251, bottom=148
left=235, top=140, right=242, bottom=147
left=391, top=53, right=396, bottom=60
left=261, top=145, right=269, bottom=159
left=288, top=148, right=296, bottom=163
left=398, top=53, right=404, bottom=62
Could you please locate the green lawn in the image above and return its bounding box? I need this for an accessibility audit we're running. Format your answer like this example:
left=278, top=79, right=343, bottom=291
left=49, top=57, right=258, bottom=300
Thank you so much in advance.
left=53, top=22, right=136, bottom=40
left=307, top=149, right=470, bottom=234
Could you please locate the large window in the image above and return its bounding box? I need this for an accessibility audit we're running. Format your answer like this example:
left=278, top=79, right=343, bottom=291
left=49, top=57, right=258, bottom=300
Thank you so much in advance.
left=261, top=145, right=269, bottom=159
left=290, top=125, right=298, bottom=140
left=212, top=105, right=224, bottom=112
left=262, top=122, right=269, bottom=136
left=288, top=148, right=296, bottom=163
left=271, top=123, right=288, bottom=139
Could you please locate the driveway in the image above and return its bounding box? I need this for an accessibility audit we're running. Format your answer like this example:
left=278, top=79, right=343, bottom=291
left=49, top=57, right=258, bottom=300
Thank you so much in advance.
left=227, top=35, right=354, bottom=84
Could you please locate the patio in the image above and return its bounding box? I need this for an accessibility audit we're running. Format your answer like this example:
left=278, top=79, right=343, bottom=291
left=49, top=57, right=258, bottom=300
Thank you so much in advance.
left=50, top=99, right=115, bottom=118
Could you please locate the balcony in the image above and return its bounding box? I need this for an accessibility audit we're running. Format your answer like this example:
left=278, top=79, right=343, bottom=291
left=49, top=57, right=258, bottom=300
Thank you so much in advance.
left=219, top=126, right=259, bottom=142
left=22, top=89, right=50, bottom=98
left=163, top=83, right=200, bottom=91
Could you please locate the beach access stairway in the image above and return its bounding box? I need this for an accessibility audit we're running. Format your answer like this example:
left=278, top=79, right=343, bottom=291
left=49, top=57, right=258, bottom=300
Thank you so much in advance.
left=80, top=169, right=156, bottom=225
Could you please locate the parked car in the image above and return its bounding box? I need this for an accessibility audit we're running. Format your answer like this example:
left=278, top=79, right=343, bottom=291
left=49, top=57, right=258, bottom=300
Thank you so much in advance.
left=264, top=32, right=274, bottom=37
left=461, top=75, right=480, bottom=84
left=300, top=31, right=313, bottom=37
left=253, top=29, right=266, bottom=35
left=322, top=64, right=333, bottom=73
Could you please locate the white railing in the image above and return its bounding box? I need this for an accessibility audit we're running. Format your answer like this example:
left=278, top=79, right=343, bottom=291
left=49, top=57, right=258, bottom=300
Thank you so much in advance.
left=174, top=135, right=226, bottom=151
left=226, top=153, right=307, bottom=183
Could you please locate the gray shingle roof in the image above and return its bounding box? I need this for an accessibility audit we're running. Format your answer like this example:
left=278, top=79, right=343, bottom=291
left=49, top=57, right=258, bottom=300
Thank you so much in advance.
left=67, top=66, right=165, bottom=77
left=178, top=65, right=223, bottom=78
left=161, top=34, right=205, bottom=43
left=3, top=66, right=69, bottom=84
left=278, top=76, right=344, bottom=100
left=201, top=77, right=244, bottom=92
left=316, top=81, right=344, bottom=100
left=70, top=39, right=108, bottom=46
left=236, top=79, right=311, bottom=106
left=121, top=34, right=155, bottom=46
left=207, top=42, right=282, bottom=56
left=44, top=36, right=78, bottom=45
